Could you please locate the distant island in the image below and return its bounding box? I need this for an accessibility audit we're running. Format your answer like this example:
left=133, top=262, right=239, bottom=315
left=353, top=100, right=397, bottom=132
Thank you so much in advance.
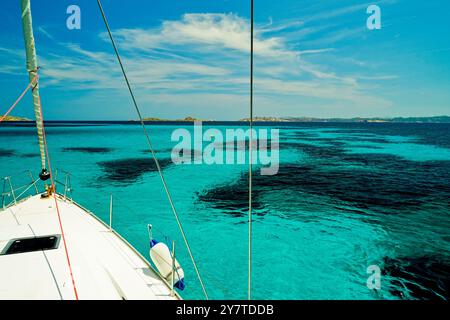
left=141, top=116, right=208, bottom=122
left=1, top=115, right=31, bottom=121
left=144, top=115, right=450, bottom=123
left=239, top=116, right=450, bottom=123
left=3, top=115, right=450, bottom=123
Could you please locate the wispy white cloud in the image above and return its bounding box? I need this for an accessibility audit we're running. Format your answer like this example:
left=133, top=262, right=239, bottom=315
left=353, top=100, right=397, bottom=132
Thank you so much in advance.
left=301, top=26, right=366, bottom=47
left=38, top=26, right=55, bottom=41
left=302, top=3, right=369, bottom=24
left=0, top=12, right=396, bottom=118
left=0, top=46, right=24, bottom=57
left=298, top=48, right=334, bottom=56
left=108, top=13, right=296, bottom=59
left=356, top=75, right=399, bottom=81
left=0, top=47, right=24, bottom=75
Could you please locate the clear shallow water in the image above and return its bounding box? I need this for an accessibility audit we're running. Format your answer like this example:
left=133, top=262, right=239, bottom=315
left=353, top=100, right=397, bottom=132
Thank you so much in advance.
left=1, top=122, right=449, bottom=300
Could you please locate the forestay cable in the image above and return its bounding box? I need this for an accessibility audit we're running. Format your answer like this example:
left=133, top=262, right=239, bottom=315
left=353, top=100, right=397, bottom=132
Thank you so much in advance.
left=96, top=0, right=208, bottom=300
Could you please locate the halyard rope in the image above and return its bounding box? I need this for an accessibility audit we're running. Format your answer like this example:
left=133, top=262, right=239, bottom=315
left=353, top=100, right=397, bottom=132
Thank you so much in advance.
left=0, top=74, right=38, bottom=123
left=96, top=0, right=208, bottom=300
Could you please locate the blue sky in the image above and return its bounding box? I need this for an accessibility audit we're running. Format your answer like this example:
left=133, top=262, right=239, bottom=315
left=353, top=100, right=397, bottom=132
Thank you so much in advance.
left=0, top=0, right=449, bottom=120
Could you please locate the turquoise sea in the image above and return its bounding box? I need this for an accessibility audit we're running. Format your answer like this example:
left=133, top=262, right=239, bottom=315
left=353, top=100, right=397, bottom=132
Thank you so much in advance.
left=1, top=122, right=449, bottom=300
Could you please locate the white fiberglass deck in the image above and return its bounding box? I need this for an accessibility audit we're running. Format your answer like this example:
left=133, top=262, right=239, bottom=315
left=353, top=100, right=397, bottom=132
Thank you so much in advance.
left=0, top=194, right=180, bottom=300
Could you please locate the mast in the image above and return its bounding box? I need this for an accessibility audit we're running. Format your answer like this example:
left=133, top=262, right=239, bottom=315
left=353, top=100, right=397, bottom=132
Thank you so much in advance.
left=20, top=0, right=50, bottom=181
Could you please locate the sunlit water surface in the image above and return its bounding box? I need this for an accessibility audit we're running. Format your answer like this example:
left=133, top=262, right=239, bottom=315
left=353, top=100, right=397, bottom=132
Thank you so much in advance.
left=1, top=122, right=449, bottom=300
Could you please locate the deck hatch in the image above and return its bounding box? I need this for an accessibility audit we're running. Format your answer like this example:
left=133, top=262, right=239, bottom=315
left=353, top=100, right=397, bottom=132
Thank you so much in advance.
left=1, top=235, right=61, bottom=255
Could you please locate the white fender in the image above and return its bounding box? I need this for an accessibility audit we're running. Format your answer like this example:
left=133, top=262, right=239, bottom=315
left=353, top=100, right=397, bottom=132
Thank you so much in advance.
left=149, top=241, right=185, bottom=290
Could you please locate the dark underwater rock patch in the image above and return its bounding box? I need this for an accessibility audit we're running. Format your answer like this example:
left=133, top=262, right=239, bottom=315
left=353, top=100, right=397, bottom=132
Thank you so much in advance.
left=142, top=148, right=204, bottom=163
left=293, top=131, right=322, bottom=139
left=383, top=256, right=450, bottom=300
left=140, top=148, right=173, bottom=154
left=344, top=145, right=383, bottom=150
left=63, top=147, right=114, bottom=154
left=0, top=130, right=36, bottom=137
left=323, top=124, right=450, bottom=149
left=212, top=139, right=274, bottom=152
left=294, top=142, right=345, bottom=163
left=20, top=153, right=38, bottom=158
left=198, top=126, right=450, bottom=221
left=97, top=157, right=173, bottom=183
left=0, top=149, right=16, bottom=157
left=197, top=172, right=267, bottom=217
left=198, top=145, right=450, bottom=216
left=337, top=137, right=392, bottom=144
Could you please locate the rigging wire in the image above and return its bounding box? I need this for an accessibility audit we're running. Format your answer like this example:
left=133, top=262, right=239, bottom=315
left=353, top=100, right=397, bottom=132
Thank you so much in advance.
left=96, top=0, right=208, bottom=300
left=5, top=177, right=40, bottom=206
left=248, top=0, right=254, bottom=301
